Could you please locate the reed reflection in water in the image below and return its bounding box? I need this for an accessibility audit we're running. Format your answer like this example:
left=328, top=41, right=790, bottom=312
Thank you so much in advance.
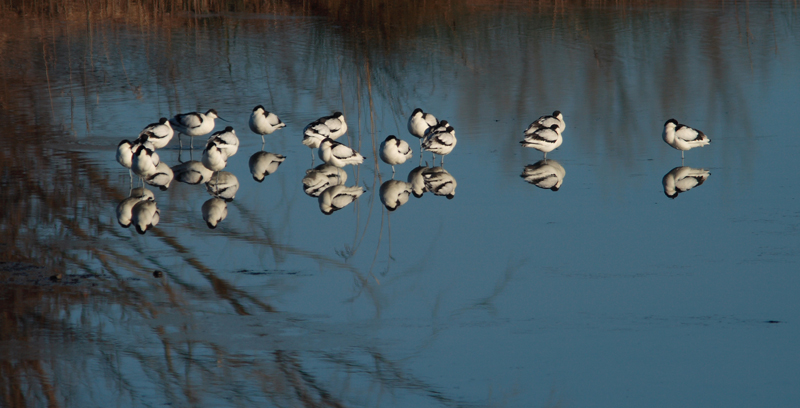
left=2, top=1, right=800, bottom=407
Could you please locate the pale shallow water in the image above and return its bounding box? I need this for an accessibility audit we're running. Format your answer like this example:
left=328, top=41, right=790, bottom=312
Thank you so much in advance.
left=1, top=2, right=800, bottom=407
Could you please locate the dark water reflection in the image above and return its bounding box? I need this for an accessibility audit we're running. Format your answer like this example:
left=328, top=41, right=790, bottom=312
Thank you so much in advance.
left=2, top=2, right=800, bottom=407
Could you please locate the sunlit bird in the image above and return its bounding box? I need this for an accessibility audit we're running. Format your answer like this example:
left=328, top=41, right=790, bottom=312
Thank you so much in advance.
left=249, top=151, right=287, bottom=182
left=319, top=112, right=348, bottom=139
left=131, top=200, right=160, bottom=235
left=319, top=137, right=366, bottom=168
left=202, top=197, right=228, bottom=229
left=662, top=166, right=710, bottom=199
left=206, top=126, right=239, bottom=159
left=408, top=108, right=438, bottom=146
left=169, top=109, right=223, bottom=149
left=116, top=187, right=155, bottom=228
left=201, top=141, right=228, bottom=173
left=131, top=144, right=161, bottom=178
left=520, top=124, right=562, bottom=158
left=379, top=135, right=413, bottom=174
left=171, top=160, right=215, bottom=185
left=422, top=166, right=457, bottom=199
left=521, top=159, right=566, bottom=191
left=302, top=120, right=332, bottom=159
left=302, top=163, right=348, bottom=197
left=662, top=119, right=710, bottom=159
left=249, top=105, right=286, bottom=145
left=380, top=179, right=413, bottom=211
left=318, top=185, right=365, bottom=215
left=421, top=121, right=457, bottom=165
left=525, top=111, right=565, bottom=135
left=138, top=118, right=174, bottom=149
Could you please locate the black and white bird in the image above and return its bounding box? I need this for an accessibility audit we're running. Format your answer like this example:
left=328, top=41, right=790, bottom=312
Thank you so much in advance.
left=379, top=135, right=413, bottom=174
left=202, top=197, right=228, bottom=229
left=520, top=159, right=566, bottom=191
left=116, top=187, right=155, bottom=228
left=379, top=180, right=413, bottom=211
left=138, top=118, right=174, bottom=149
left=249, top=106, right=286, bottom=145
left=319, top=112, right=348, bottom=139
left=422, top=167, right=457, bottom=199
left=407, top=165, right=429, bottom=198
left=249, top=151, right=286, bottom=182
left=201, top=141, right=229, bottom=173
left=169, top=109, right=223, bottom=149
left=131, top=144, right=161, bottom=178
left=144, top=162, right=174, bottom=191
left=206, top=126, right=239, bottom=159
left=319, top=137, right=366, bottom=168
left=302, top=164, right=348, bottom=197
left=662, top=166, right=710, bottom=199
left=302, top=120, right=332, bottom=158
left=318, top=185, right=365, bottom=215
left=206, top=171, right=239, bottom=201
left=525, top=111, right=565, bottom=135
left=520, top=124, right=562, bottom=158
left=407, top=108, right=438, bottom=146
left=421, top=121, right=457, bottom=165
left=131, top=200, right=160, bottom=235
left=662, top=119, right=710, bottom=159
left=171, top=160, right=215, bottom=185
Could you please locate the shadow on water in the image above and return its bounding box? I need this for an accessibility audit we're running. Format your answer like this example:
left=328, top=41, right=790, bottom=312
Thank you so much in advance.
left=1, top=0, right=797, bottom=406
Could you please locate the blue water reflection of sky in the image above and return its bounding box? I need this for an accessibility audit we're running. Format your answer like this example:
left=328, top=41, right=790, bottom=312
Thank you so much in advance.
left=21, top=3, right=800, bottom=407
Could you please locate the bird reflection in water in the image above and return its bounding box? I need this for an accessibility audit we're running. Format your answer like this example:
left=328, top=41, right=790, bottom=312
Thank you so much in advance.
left=131, top=199, right=160, bottom=234
left=202, top=197, right=228, bottom=229
left=302, top=163, right=347, bottom=197
left=171, top=160, right=215, bottom=185
left=249, top=151, right=287, bottom=182
left=380, top=179, right=413, bottom=211
left=144, top=161, right=174, bottom=191
left=422, top=167, right=457, bottom=199
left=407, top=165, right=429, bottom=198
left=206, top=171, right=240, bottom=201
left=318, top=185, right=365, bottom=215
left=521, top=159, right=566, bottom=191
left=662, top=166, right=710, bottom=199
left=116, top=187, right=155, bottom=228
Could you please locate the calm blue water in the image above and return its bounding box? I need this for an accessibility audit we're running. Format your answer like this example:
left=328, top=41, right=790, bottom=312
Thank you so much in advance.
left=2, top=2, right=799, bottom=407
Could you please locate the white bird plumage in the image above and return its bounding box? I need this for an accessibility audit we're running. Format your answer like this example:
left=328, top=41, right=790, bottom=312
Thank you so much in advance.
left=408, top=108, right=438, bottom=145
left=379, top=135, right=413, bottom=174
left=520, top=124, right=562, bottom=158
left=407, top=165, right=429, bottom=198
left=144, top=161, right=174, bottom=191
left=421, top=121, right=457, bottom=164
left=525, top=111, right=565, bottom=135
left=249, top=151, right=287, bottom=182
left=131, top=144, right=161, bottom=178
left=320, top=112, right=348, bottom=139
left=319, top=138, right=366, bottom=168
left=206, top=126, right=239, bottom=159
left=302, top=120, right=332, bottom=149
left=662, top=119, right=710, bottom=159
left=249, top=105, right=286, bottom=144
left=521, top=159, right=566, bottom=191
left=318, top=185, right=365, bottom=215
left=662, top=166, right=710, bottom=199
left=138, top=118, right=174, bottom=149
left=169, top=109, right=222, bottom=149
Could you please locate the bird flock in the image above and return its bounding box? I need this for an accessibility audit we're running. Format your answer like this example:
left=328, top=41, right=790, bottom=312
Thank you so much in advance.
left=115, top=106, right=711, bottom=233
